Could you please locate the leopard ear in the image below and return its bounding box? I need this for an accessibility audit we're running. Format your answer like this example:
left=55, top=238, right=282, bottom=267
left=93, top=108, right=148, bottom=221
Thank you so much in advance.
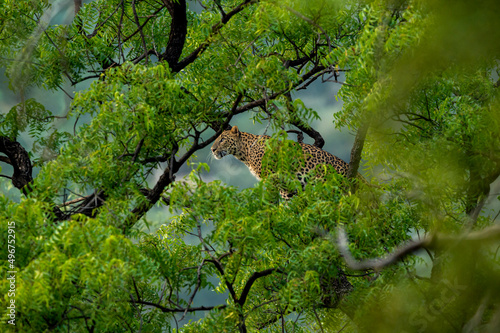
left=230, top=126, right=240, bottom=136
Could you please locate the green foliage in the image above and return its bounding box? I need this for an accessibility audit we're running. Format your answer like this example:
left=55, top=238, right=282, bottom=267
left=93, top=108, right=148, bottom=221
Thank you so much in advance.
left=163, top=165, right=418, bottom=331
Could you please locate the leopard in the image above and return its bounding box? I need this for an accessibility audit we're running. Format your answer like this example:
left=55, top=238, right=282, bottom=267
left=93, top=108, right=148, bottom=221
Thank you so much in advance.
left=211, top=126, right=356, bottom=198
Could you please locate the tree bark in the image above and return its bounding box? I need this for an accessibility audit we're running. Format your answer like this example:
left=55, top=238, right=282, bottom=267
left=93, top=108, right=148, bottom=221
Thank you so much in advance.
left=160, top=0, right=188, bottom=70
left=74, top=0, right=82, bottom=15
left=0, top=136, right=33, bottom=192
left=346, top=122, right=369, bottom=191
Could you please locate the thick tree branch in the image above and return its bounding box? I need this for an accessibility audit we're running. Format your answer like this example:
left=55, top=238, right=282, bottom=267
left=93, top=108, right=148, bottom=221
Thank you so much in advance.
left=0, top=136, right=33, bottom=192
left=284, top=92, right=324, bottom=148
left=291, top=121, right=324, bottom=148
left=127, top=152, right=178, bottom=226
left=0, top=155, right=11, bottom=164
left=237, top=268, right=277, bottom=306
left=159, top=0, right=187, bottom=69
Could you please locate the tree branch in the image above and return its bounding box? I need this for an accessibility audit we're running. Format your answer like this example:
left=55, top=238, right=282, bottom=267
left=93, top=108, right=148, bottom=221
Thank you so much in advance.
left=346, top=122, right=369, bottom=190
left=58, top=196, right=90, bottom=208
left=131, top=0, right=149, bottom=65
left=237, top=268, right=277, bottom=306
left=71, top=190, right=107, bottom=218
left=233, top=65, right=326, bottom=115
left=337, top=225, right=500, bottom=272
left=179, top=259, right=207, bottom=321
left=128, top=299, right=227, bottom=313
left=284, top=92, right=324, bottom=148
left=0, top=136, right=33, bottom=192
left=197, top=225, right=238, bottom=302
left=159, top=0, right=187, bottom=69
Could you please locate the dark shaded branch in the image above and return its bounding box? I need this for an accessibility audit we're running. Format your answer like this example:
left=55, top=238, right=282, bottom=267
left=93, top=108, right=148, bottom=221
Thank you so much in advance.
left=297, top=67, right=341, bottom=91
left=286, top=55, right=313, bottom=68
left=127, top=149, right=178, bottom=225
left=159, top=0, right=187, bottom=69
left=291, top=121, right=324, bottom=147
left=71, top=190, right=107, bottom=218
left=205, top=258, right=238, bottom=302
left=197, top=225, right=238, bottom=302
left=0, top=136, right=33, bottom=191
left=286, top=130, right=304, bottom=143
left=337, top=225, right=500, bottom=272
left=284, top=92, right=324, bottom=148
left=0, top=137, right=68, bottom=220
left=237, top=268, right=277, bottom=306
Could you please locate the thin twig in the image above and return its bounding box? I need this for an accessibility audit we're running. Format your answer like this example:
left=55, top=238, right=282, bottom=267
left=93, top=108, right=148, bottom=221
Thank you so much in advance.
left=58, top=196, right=90, bottom=207
left=179, top=259, right=206, bottom=321
left=131, top=0, right=149, bottom=65
left=282, top=5, right=332, bottom=52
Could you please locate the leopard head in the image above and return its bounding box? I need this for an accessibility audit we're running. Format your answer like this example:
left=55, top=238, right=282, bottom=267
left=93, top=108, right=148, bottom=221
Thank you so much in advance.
left=211, top=126, right=242, bottom=159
